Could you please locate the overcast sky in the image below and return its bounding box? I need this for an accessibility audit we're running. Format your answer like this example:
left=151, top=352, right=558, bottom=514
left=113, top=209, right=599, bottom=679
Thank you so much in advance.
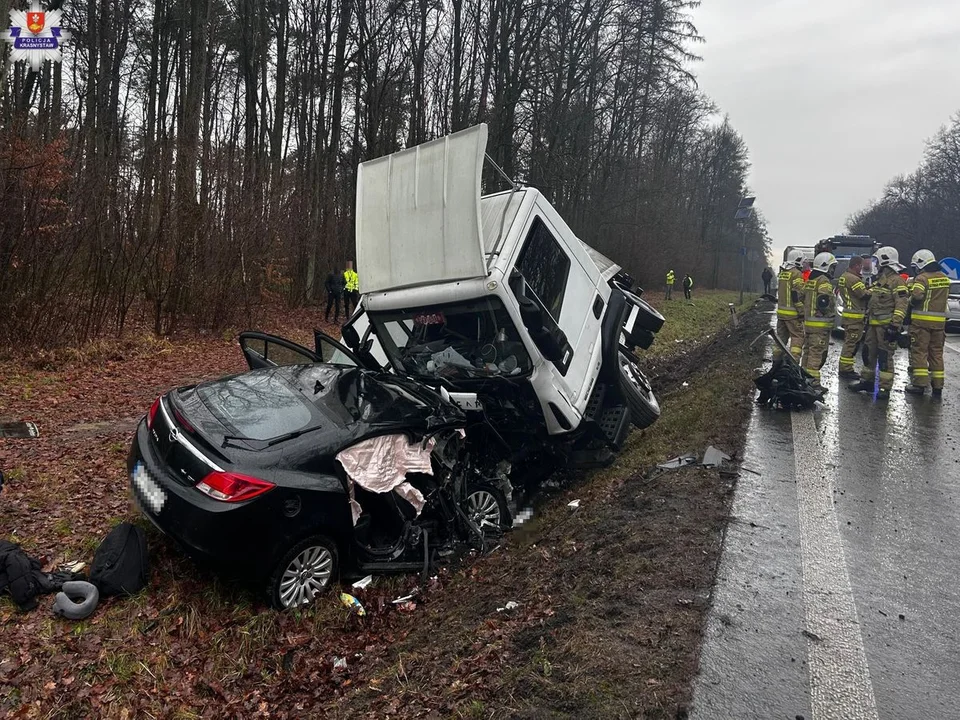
left=691, top=0, right=960, bottom=264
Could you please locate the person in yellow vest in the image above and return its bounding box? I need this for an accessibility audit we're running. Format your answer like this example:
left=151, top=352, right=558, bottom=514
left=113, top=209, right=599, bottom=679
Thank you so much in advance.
left=665, top=269, right=675, bottom=299
left=905, top=249, right=950, bottom=396
left=343, top=260, right=360, bottom=316
left=848, top=247, right=909, bottom=398
left=801, top=252, right=838, bottom=393
left=836, top=255, right=870, bottom=379
left=774, top=249, right=807, bottom=364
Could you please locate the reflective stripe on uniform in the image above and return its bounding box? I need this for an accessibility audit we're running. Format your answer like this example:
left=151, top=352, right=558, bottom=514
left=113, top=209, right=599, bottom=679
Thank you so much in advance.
left=777, top=308, right=799, bottom=317
left=913, top=368, right=930, bottom=376
left=912, top=312, right=947, bottom=322
left=805, top=320, right=833, bottom=328
left=928, top=277, right=952, bottom=288
left=841, top=312, right=865, bottom=320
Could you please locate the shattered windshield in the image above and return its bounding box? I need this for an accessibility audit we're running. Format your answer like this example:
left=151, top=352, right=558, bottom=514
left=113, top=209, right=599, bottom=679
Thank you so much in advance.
left=369, top=298, right=532, bottom=381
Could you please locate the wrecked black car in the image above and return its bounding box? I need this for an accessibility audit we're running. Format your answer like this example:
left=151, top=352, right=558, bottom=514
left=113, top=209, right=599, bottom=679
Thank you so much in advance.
left=128, top=333, right=512, bottom=608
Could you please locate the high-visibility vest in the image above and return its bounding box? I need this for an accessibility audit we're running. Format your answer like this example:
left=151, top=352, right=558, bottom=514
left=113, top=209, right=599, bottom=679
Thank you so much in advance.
left=777, top=267, right=805, bottom=318
left=344, top=269, right=359, bottom=292
left=666, top=271, right=675, bottom=286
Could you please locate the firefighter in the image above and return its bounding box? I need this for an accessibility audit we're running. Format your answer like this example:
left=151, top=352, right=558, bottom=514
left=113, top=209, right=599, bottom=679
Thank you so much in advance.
left=836, top=255, right=870, bottom=379
left=849, top=247, right=909, bottom=398
left=905, top=249, right=949, bottom=396
left=665, top=269, right=675, bottom=299
left=802, top=252, right=838, bottom=392
left=775, top=249, right=807, bottom=364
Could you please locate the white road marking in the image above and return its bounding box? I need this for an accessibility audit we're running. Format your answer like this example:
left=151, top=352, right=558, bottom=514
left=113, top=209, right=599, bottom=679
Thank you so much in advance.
left=791, top=410, right=879, bottom=720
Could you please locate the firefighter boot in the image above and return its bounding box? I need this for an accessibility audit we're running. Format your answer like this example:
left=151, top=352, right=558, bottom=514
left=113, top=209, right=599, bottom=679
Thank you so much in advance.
left=905, top=384, right=927, bottom=395
left=848, top=379, right=875, bottom=392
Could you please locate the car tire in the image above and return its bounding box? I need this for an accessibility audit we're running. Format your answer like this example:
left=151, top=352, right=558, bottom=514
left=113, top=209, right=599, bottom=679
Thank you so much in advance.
left=465, top=485, right=512, bottom=534
left=619, top=350, right=661, bottom=429
left=268, top=535, right=338, bottom=610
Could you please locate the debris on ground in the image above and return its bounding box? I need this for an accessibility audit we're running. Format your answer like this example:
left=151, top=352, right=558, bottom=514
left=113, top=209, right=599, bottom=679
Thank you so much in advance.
left=351, top=575, right=374, bottom=591
left=340, top=592, right=366, bottom=616
left=702, top=446, right=731, bottom=468
left=391, top=594, right=416, bottom=604
left=0, top=421, right=40, bottom=438
left=497, top=601, right=520, bottom=612
left=567, top=499, right=581, bottom=509
left=333, top=656, right=348, bottom=670
left=513, top=507, right=534, bottom=526
left=752, top=329, right=824, bottom=409
left=658, top=453, right=698, bottom=470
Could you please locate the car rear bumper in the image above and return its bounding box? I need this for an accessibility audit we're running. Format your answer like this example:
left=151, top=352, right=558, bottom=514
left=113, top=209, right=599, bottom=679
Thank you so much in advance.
left=127, top=420, right=283, bottom=583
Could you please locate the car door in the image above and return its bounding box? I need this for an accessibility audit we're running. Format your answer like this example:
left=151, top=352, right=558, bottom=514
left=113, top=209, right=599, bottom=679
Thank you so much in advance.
left=312, top=329, right=371, bottom=369
left=239, top=332, right=321, bottom=369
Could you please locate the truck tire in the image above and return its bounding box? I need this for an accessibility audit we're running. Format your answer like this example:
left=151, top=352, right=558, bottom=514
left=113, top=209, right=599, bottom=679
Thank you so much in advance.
left=619, top=350, right=660, bottom=429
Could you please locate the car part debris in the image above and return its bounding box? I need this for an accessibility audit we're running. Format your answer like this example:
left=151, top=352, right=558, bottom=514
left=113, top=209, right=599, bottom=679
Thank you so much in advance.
left=658, top=453, right=697, bottom=470
left=339, top=592, right=366, bottom=616
left=52, top=581, right=99, bottom=620
left=567, top=499, right=581, bottom=509
left=497, top=600, right=520, bottom=612
left=702, top=446, right=731, bottom=468
left=0, top=421, right=39, bottom=438
left=753, top=329, right=824, bottom=409
left=333, top=656, right=348, bottom=670
left=351, top=575, right=374, bottom=591
left=392, top=594, right=416, bottom=604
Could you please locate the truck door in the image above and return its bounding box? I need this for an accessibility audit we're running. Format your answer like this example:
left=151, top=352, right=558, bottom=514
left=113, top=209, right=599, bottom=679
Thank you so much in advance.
left=515, top=214, right=600, bottom=408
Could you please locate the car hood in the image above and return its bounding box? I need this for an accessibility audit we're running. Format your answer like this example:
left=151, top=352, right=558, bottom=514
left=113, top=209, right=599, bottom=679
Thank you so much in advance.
left=173, top=364, right=464, bottom=466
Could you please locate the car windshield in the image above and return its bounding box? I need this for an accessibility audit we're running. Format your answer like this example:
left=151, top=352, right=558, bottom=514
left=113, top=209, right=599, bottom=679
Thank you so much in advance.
left=369, top=297, right=532, bottom=381
left=950, top=282, right=960, bottom=298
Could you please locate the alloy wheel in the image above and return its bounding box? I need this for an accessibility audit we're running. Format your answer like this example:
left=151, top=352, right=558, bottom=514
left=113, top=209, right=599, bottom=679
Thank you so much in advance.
left=467, top=489, right=502, bottom=530
left=278, top=545, right=333, bottom=608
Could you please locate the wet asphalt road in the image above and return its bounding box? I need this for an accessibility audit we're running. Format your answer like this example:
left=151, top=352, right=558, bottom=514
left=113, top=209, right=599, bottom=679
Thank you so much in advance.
left=692, top=321, right=960, bottom=719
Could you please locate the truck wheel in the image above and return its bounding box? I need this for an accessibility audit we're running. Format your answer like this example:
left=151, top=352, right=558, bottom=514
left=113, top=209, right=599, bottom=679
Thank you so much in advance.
left=268, top=535, right=338, bottom=610
left=619, top=350, right=660, bottom=429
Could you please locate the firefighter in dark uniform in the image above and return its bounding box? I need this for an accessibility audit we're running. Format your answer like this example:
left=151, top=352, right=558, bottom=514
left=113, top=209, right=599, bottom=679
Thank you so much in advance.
left=905, top=249, right=950, bottom=396
left=849, top=247, right=909, bottom=398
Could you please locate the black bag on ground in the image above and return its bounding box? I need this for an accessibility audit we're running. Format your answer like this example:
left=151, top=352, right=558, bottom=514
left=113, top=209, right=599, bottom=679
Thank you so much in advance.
left=90, top=523, right=149, bottom=597
left=754, top=359, right=823, bottom=410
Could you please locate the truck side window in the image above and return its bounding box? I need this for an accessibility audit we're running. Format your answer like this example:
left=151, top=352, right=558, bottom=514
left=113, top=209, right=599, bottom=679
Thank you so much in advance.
left=516, top=217, right=571, bottom=321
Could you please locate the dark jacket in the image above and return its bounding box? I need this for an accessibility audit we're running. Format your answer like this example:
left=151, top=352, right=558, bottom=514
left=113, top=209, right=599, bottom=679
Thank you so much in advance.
left=325, top=273, right=345, bottom=296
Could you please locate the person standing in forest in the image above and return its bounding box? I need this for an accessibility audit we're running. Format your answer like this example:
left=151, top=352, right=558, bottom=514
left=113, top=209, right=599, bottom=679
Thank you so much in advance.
left=762, top=266, right=774, bottom=295
left=343, top=261, right=360, bottom=316
left=665, top=269, right=675, bottom=299
left=682, top=273, right=693, bottom=300
left=324, top=270, right=345, bottom=324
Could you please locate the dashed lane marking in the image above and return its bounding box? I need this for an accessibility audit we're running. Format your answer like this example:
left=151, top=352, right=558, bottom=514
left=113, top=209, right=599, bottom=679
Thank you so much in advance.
left=791, top=410, right=879, bottom=720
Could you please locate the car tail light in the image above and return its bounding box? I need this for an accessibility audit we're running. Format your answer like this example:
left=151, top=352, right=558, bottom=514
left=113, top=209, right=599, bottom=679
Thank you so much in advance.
left=173, top=407, right=195, bottom=434
left=196, top=471, right=275, bottom=503
left=147, top=397, right=161, bottom=429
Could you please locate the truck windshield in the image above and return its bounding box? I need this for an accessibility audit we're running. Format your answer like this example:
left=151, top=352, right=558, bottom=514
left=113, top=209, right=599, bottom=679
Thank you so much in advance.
left=368, top=298, right=533, bottom=381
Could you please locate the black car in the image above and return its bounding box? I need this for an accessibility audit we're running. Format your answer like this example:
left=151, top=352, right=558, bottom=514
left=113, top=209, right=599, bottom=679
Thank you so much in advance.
left=128, top=331, right=508, bottom=609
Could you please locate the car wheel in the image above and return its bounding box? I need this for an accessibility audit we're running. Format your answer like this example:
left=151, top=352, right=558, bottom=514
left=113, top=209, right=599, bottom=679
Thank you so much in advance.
left=269, top=535, right=338, bottom=610
left=465, top=485, right=511, bottom=534
left=619, top=350, right=661, bottom=429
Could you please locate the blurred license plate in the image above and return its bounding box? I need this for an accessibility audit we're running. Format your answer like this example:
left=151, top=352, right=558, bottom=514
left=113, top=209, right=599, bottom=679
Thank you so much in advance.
left=132, top=461, right=166, bottom=514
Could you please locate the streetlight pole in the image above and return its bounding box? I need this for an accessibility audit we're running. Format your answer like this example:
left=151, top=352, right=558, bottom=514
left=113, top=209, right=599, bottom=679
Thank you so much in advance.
left=734, top=196, right=756, bottom=306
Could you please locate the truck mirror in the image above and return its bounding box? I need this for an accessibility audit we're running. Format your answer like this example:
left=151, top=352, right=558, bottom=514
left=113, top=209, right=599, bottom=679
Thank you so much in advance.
left=342, top=324, right=360, bottom=351
left=518, top=295, right=544, bottom=332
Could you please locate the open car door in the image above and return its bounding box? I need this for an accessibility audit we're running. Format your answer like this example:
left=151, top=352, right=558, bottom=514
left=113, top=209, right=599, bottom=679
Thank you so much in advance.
left=238, top=332, right=321, bottom=369
left=312, top=329, right=375, bottom=370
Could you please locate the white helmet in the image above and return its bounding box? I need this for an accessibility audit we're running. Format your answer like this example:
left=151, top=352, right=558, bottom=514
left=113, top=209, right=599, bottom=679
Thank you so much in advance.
left=782, top=248, right=806, bottom=270
left=813, top=251, right=838, bottom=274
left=911, top=249, right=936, bottom=270
left=874, top=246, right=904, bottom=271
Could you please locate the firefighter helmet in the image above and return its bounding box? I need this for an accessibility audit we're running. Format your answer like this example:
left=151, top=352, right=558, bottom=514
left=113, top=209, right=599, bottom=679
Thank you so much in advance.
left=782, top=248, right=806, bottom=270
left=813, top=251, right=838, bottom=276
left=874, top=246, right=904, bottom=271
left=910, top=249, right=937, bottom=270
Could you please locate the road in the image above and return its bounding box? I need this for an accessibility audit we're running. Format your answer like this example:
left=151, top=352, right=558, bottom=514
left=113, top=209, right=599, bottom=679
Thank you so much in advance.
left=692, top=325, right=960, bottom=720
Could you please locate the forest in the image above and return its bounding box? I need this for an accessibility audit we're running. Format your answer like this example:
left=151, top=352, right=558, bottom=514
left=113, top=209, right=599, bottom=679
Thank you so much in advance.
left=0, top=0, right=768, bottom=346
left=848, top=111, right=960, bottom=264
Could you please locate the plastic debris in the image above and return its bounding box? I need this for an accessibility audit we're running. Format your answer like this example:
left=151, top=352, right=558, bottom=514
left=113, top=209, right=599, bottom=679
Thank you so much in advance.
left=497, top=601, right=520, bottom=612
left=340, top=592, right=366, bottom=616
left=391, top=594, right=415, bottom=604
left=681, top=381, right=689, bottom=387
left=567, top=499, right=581, bottom=509
left=333, top=656, right=348, bottom=670
left=657, top=453, right=697, bottom=470
left=702, top=445, right=731, bottom=468
left=351, top=575, right=374, bottom=591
